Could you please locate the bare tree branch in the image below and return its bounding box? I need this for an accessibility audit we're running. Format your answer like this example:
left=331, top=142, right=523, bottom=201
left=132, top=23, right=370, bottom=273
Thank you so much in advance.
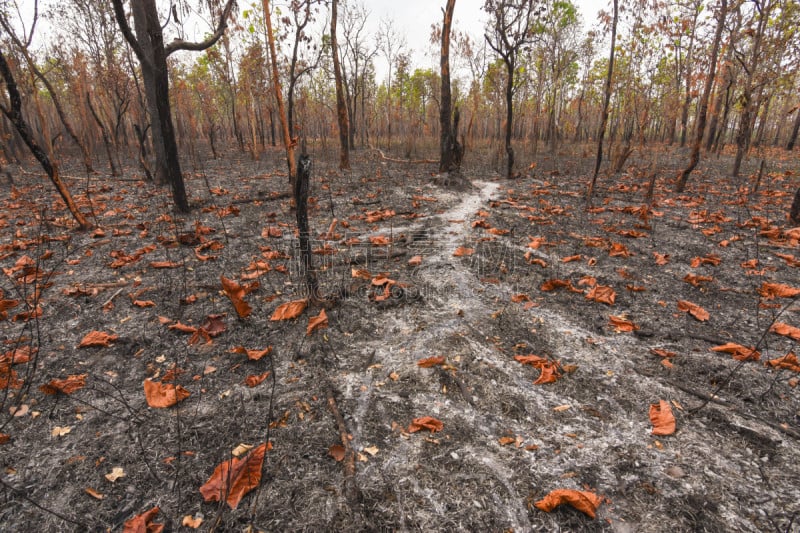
left=165, top=0, right=235, bottom=56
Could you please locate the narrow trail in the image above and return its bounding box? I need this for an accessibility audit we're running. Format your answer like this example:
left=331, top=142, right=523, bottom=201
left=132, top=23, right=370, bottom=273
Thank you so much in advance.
left=330, top=177, right=800, bottom=531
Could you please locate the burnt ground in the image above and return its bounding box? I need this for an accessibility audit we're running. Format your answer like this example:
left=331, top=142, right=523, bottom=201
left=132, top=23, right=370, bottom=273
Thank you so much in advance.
left=1, top=142, right=799, bottom=532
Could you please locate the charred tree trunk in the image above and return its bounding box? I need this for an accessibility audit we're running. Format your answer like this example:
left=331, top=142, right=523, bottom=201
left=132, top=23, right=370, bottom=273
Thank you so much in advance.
left=706, top=63, right=731, bottom=151
left=790, top=186, right=800, bottom=225
left=0, top=48, right=90, bottom=229
left=86, top=93, right=120, bottom=176
left=787, top=106, right=800, bottom=151
left=142, top=1, right=188, bottom=211
left=263, top=0, right=297, bottom=186
left=113, top=0, right=233, bottom=212
left=676, top=0, right=726, bottom=193
left=331, top=0, right=350, bottom=169
left=503, top=63, right=515, bottom=178
left=439, top=0, right=459, bottom=174
left=587, top=0, right=618, bottom=203
left=732, top=0, right=771, bottom=179
left=294, top=154, right=319, bottom=300
left=129, top=0, right=167, bottom=184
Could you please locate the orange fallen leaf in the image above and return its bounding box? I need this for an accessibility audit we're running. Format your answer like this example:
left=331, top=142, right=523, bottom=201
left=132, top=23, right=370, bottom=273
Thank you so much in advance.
left=650, top=348, right=676, bottom=358
left=541, top=279, right=579, bottom=292
left=143, top=379, right=190, bottom=408
left=244, top=372, right=271, bottom=387
left=585, top=285, right=615, bottom=305
left=609, top=242, right=632, bottom=257
left=771, top=322, right=800, bottom=341
left=683, top=273, right=713, bottom=287
left=534, top=489, right=602, bottom=519
left=649, top=400, right=676, bottom=436
left=514, top=354, right=548, bottom=366
left=453, top=246, right=474, bottom=257
left=677, top=300, right=709, bottom=321
left=0, top=345, right=34, bottom=365
left=261, top=226, right=283, bottom=238
left=40, top=374, right=87, bottom=395
left=759, top=282, right=800, bottom=300
left=199, top=442, right=269, bottom=509
left=85, top=487, right=104, bottom=500
left=221, top=275, right=253, bottom=318
left=527, top=236, right=547, bottom=249
left=609, top=315, right=638, bottom=332
left=123, top=506, right=163, bottom=533
left=408, top=255, right=422, bottom=267
left=533, top=362, right=561, bottom=385
left=408, top=416, right=443, bottom=433
left=774, top=253, right=800, bottom=267
left=690, top=254, right=721, bottom=267
left=417, top=356, right=445, bottom=368
left=132, top=299, right=156, bottom=308
left=306, top=309, right=328, bottom=335
left=181, top=515, right=204, bottom=529
left=0, top=433, right=10, bottom=444
left=329, top=444, right=346, bottom=462
left=78, top=331, right=118, bottom=348
left=167, top=321, right=197, bottom=334
left=230, top=346, right=273, bottom=361
left=351, top=268, right=372, bottom=279
left=561, top=254, right=582, bottom=263
left=369, top=235, right=391, bottom=246
left=710, top=342, right=761, bottom=361
left=653, top=252, right=669, bottom=265
left=270, top=299, right=307, bottom=321
left=766, top=353, right=800, bottom=372
left=498, top=436, right=516, bottom=446
left=149, top=261, right=181, bottom=269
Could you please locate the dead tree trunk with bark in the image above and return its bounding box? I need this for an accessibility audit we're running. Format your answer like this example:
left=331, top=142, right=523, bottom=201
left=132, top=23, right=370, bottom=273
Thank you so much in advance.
left=731, top=0, right=772, bottom=179
left=112, top=0, right=234, bottom=212
left=676, top=0, right=727, bottom=193
left=790, top=187, right=800, bottom=225
left=587, top=0, right=618, bottom=203
left=294, top=153, right=319, bottom=300
left=787, top=105, right=800, bottom=151
left=331, top=0, right=350, bottom=170
left=86, top=93, right=120, bottom=177
left=0, top=48, right=90, bottom=229
left=263, top=0, right=297, bottom=189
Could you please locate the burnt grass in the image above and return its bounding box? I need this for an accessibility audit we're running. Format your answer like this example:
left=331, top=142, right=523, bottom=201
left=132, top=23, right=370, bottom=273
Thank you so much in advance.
left=1, top=142, right=799, bottom=532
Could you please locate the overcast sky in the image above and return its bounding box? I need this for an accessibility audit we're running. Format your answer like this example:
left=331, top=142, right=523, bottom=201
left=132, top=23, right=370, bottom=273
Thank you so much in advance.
left=13, top=0, right=611, bottom=83
left=367, top=0, right=611, bottom=78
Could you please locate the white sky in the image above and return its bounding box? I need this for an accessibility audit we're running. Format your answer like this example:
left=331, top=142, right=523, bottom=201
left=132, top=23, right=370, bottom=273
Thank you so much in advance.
left=368, top=0, right=611, bottom=79
left=11, top=0, right=611, bottom=83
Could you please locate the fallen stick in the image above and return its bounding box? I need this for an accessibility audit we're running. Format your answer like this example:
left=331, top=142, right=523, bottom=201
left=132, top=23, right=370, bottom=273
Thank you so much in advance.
left=375, top=149, right=437, bottom=165
left=325, top=382, right=360, bottom=503
left=101, top=287, right=125, bottom=308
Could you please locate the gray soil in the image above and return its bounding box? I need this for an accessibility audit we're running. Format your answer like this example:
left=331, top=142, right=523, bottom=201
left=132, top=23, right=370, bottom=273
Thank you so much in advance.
left=1, top=145, right=799, bottom=532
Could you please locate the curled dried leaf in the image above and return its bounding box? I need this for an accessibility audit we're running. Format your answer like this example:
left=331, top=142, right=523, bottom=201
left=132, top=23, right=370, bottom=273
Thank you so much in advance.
left=534, top=489, right=602, bottom=519
left=416, top=356, right=446, bottom=368
left=408, top=416, right=443, bottom=433
left=306, top=309, right=328, bottom=336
